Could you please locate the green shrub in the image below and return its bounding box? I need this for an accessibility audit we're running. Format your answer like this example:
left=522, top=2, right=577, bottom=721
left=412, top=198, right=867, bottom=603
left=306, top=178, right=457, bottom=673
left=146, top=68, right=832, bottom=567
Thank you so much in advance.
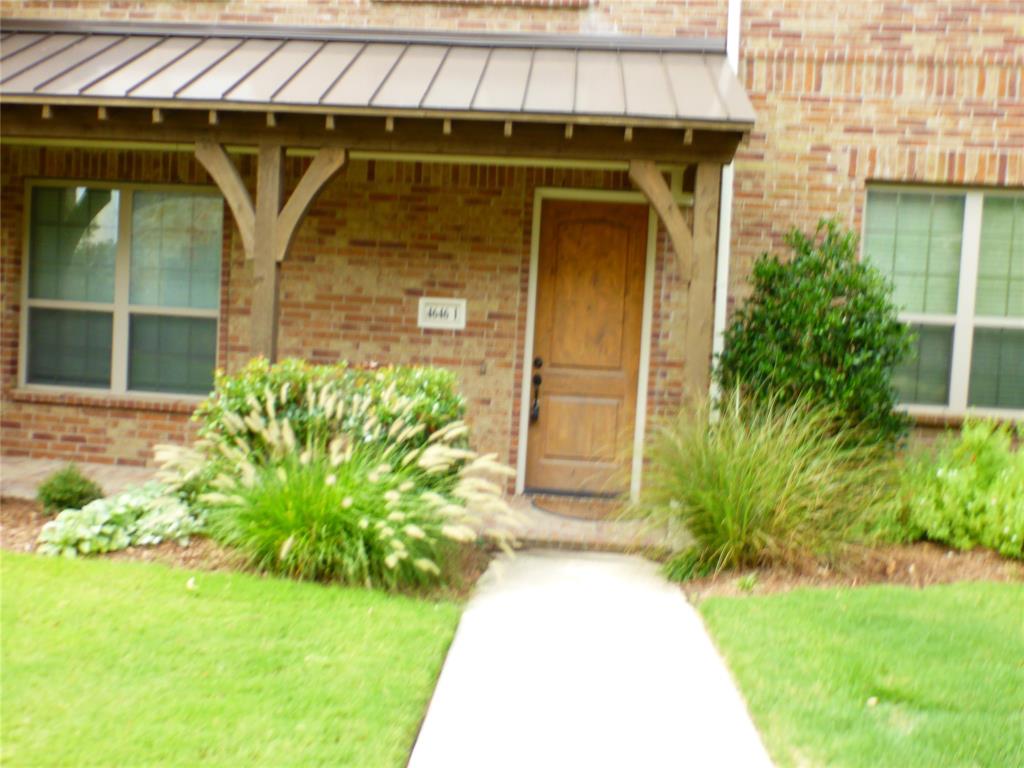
left=193, top=358, right=466, bottom=466
left=36, top=464, right=104, bottom=515
left=635, top=394, right=895, bottom=579
left=716, top=219, right=914, bottom=444
left=37, top=482, right=204, bottom=557
left=158, top=359, right=516, bottom=589
left=882, top=421, right=1024, bottom=559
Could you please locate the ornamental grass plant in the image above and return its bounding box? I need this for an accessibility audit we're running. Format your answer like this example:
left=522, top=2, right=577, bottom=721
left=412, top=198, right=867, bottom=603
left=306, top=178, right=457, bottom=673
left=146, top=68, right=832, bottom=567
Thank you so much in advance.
left=635, top=393, right=896, bottom=580
left=157, top=360, right=517, bottom=589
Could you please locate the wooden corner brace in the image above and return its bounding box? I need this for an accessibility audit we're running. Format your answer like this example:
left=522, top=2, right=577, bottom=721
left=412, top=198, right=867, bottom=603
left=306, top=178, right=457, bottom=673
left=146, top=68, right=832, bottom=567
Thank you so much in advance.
left=194, top=141, right=347, bottom=360
left=628, top=159, right=694, bottom=281
left=194, top=141, right=347, bottom=263
left=630, top=158, right=722, bottom=399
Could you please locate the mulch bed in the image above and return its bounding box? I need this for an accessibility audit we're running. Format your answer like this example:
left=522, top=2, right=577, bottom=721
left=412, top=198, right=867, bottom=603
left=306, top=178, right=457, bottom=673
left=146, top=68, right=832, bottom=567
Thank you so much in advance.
left=1, top=496, right=240, bottom=573
left=0, top=496, right=491, bottom=599
left=682, top=542, right=1024, bottom=602
left=6, top=496, right=1019, bottom=601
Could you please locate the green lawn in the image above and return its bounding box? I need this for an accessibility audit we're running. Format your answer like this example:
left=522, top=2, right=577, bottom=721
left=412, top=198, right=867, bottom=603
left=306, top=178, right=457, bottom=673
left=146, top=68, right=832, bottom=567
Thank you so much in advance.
left=1, top=552, right=461, bottom=767
left=701, top=582, right=1024, bottom=768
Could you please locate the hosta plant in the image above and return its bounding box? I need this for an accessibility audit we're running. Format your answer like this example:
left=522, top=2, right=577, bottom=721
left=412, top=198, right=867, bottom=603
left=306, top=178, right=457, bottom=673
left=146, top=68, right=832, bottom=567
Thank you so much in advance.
left=37, top=483, right=204, bottom=558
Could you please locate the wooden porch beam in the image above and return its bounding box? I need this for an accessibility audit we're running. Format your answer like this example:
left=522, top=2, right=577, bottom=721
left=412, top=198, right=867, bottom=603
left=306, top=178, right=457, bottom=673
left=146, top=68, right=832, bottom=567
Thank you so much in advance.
left=1, top=105, right=742, bottom=165
left=194, top=139, right=255, bottom=258
left=628, top=159, right=694, bottom=281
left=252, top=143, right=283, bottom=361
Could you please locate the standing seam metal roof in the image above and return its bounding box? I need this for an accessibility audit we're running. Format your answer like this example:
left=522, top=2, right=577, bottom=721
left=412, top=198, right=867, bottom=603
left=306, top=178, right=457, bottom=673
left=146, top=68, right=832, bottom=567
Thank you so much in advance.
left=0, top=20, right=755, bottom=127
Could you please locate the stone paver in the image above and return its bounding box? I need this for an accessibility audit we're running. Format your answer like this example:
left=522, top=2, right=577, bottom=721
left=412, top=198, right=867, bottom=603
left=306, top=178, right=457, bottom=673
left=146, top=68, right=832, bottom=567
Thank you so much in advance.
left=0, top=456, right=156, bottom=500
left=410, top=551, right=774, bottom=768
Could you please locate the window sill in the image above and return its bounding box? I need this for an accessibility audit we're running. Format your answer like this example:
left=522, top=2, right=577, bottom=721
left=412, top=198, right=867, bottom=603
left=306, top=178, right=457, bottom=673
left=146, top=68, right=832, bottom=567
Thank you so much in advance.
left=904, top=408, right=1023, bottom=430
left=8, top=387, right=201, bottom=415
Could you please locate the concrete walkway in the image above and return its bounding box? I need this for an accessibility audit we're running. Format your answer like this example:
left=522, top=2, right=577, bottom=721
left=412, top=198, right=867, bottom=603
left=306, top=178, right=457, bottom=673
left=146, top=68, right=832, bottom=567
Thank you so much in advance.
left=410, top=551, right=773, bottom=768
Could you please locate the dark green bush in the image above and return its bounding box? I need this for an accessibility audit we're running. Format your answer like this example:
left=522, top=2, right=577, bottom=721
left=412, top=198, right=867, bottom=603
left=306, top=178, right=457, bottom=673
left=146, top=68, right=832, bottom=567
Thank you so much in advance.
left=716, top=219, right=914, bottom=444
left=634, top=393, right=896, bottom=580
left=36, top=464, right=104, bottom=515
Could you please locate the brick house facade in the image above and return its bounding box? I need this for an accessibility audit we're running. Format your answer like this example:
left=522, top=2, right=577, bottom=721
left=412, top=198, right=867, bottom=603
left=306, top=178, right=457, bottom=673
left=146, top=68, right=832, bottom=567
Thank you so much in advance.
left=1, top=2, right=1021, bottom=484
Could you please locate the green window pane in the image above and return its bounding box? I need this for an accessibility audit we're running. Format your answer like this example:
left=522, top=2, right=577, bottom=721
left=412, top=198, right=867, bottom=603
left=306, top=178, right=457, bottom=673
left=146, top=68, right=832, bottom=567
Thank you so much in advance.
left=29, top=187, right=118, bottom=302
left=968, top=328, right=1024, bottom=409
left=864, top=191, right=964, bottom=314
left=893, top=324, right=953, bottom=406
left=976, top=196, right=1024, bottom=318
left=27, top=308, right=112, bottom=388
left=130, top=192, right=223, bottom=310
left=128, top=315, right=216, bottom=395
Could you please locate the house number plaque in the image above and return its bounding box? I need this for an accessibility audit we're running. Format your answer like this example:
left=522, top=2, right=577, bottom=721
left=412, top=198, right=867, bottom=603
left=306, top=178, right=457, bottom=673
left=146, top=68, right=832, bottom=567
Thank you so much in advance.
left=418, top=297, right=467, bottom=330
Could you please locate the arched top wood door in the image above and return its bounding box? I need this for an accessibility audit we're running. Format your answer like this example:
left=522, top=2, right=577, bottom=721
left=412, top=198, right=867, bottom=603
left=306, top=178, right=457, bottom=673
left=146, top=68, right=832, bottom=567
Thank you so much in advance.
left=525, top=199, right=648, bottom=496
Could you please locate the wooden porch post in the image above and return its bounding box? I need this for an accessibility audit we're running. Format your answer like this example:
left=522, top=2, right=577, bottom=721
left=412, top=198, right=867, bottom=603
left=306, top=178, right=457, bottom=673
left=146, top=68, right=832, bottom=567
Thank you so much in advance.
left=253, top=143, right=283, bottom=361
left=629, top=160, right=722, bottom=398
left=687, top=162, right=723, bottom=397
left=195, top=141, right=347, bottom=362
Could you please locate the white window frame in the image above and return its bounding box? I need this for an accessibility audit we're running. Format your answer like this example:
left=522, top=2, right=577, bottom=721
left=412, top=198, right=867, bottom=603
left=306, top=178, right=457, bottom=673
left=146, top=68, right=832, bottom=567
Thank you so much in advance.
left=18, top=179, right=222, bottom=401
left=863, top=183, right=1024, bottom=420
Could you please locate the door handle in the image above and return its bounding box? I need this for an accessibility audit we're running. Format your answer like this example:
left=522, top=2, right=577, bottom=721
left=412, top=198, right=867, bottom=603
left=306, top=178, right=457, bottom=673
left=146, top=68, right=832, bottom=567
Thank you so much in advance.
left=530, top=373, right=542, bottom=423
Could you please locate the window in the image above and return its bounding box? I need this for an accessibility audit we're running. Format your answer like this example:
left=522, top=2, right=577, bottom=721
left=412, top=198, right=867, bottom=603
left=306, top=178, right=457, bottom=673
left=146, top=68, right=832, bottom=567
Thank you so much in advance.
left=22, top=183, right=222, bottom=396
left=864, top=188, right=1024, bottom=415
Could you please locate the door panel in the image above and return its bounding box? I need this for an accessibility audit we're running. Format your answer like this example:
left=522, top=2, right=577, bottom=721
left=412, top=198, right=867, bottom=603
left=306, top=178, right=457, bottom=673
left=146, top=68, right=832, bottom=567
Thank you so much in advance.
left=525, top=199, right=648, bottom=495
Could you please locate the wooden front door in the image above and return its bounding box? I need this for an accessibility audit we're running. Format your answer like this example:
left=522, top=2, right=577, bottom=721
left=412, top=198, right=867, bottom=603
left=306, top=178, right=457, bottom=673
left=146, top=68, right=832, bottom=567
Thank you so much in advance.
left=525, top=199, right=648, bottom=496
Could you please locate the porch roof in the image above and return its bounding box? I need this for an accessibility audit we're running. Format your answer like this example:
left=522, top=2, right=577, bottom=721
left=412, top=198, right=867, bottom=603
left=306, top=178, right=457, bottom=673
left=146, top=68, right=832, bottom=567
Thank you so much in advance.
left=0, top=19, right=754, bottom=131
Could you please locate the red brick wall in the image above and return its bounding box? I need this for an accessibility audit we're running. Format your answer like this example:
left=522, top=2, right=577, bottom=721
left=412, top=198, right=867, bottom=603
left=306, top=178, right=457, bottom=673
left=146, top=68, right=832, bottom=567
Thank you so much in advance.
left=2, top=0, right=1021, bottom=468
left=5, top=0, right=1019, bottom=297
left=1, top=146, right=692, bottom=468
left=0, top=0, right=727, bottom=37
left=729, top=1, right=1024, bottom=303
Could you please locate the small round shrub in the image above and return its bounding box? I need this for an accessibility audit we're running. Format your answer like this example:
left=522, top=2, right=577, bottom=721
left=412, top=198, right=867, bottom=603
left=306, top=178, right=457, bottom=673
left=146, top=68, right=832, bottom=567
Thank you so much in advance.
left=36, top=464, right=104, bottom=515
left=716, top=219, right=914, bottom=444
left=635, top=393, right=896, bottom=580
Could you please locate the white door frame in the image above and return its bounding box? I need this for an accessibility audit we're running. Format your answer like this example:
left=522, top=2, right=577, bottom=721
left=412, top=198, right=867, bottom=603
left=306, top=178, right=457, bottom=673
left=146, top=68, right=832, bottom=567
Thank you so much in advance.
left=515, top=187, right=675, bottom=500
